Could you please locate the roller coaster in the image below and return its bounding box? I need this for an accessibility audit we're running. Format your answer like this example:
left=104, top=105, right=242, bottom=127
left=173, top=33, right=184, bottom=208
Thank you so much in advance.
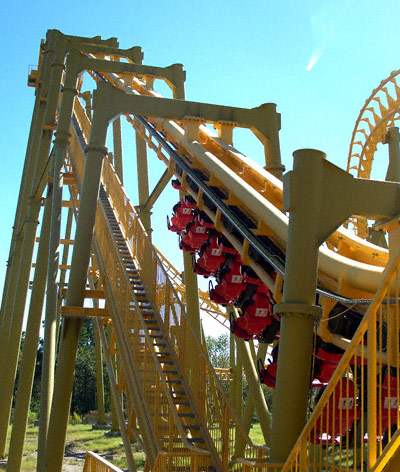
left=1, top=30, right=400, bottom=471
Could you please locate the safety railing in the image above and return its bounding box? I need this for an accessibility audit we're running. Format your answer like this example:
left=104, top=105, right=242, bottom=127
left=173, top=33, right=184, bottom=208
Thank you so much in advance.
left=69, top=119, right=196, bottom=456
left=154, top=247, right=230, bottom=329
left=100, top=147, right=268, bottom=461
left=281, top=247, right=400, bottom=472
left=82, top=451, right=123, bottom=472
left=235, top=458, right=283, bottom=471
left=74, top=95, right=91, bottom=143
left=152, top=451, right=213, bottom=471
left=94, top=172, right=194, bottom=454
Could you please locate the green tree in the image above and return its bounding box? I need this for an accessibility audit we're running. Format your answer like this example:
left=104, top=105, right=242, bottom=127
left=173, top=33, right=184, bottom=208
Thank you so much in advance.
left=71, top=318, right=109, bottom=415
left=205, top=334, right=230, bottom=368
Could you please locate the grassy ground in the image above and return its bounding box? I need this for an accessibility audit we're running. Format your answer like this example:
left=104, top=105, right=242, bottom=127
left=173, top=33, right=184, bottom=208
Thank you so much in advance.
left=0, top=422, right=266, bottom=471
left=0, top=423, right=145, bottom=471
left=248, top=423, right=265, bottom=445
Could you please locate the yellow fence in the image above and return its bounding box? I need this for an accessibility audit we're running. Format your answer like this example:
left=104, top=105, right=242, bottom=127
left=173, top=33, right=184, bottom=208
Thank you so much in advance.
left=82, top=451, right=123, bottom=472
left=153, top=451, right=214, bottom=471
left=235, top=458, right=284, bottom=471
left=280, top=249, right=400, bottom=472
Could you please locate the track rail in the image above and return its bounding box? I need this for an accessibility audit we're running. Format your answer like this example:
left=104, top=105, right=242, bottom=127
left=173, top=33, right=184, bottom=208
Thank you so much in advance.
left=346, top=69, right=400, bottom=237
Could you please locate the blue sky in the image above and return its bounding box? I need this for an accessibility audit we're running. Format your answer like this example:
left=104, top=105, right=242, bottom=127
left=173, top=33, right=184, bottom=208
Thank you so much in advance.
left=1, top=0, right=399, bottom=307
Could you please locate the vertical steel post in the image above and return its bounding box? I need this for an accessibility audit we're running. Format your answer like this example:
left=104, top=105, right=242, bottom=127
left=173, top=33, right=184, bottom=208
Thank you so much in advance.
left=108, top=326, right=120, bottom=432
left=56, top=206, right=74, bottom=340
left=94, top=323, right=105, bottom=424
left=97, top=320, right=137, bottom=471
left=37, top=50, right=81, bottom=471
left=5, top=188, right=52, bottom=471
left=260, top=104, right=285, bottom=180
left=43, top=86, right=110, bottom=471
left=385, top=127, right=400, bottom=182
left=0, top=34, right=53, bottom=336
left=368, top=308, right=378, bottom=468
left=173, top=74, right=204, bottom=400
left=171, top=65, right=185, bottom=101
left=135, top=132, right=152, bottom=236
left=239, top=343, right=268, bottom=448
left=113, top=118, right=124, bottom=185
left=385, top=127, right=400, bottom=366
left=270, top=149, right=324, bottom=463
left=229, top=334, right=236, bottom=402
left=0, top=31, right=67, bottom=459
left=0, top=30, right=60, bottom=364
left=235, top=338, right=243, bottom=414
left=236, top=339, right=271, bottom=445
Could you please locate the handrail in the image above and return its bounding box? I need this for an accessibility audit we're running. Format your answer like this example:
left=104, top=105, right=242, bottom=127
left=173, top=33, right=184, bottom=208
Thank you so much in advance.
left=281, top=247, right=400, bottom=472
left=98, top=133, right=268, bottom=462
left=82, top=451, right=124, bottom=472
left=152, top=450, right=212, bottom=471
left=154, top=246, right=230, bottom=326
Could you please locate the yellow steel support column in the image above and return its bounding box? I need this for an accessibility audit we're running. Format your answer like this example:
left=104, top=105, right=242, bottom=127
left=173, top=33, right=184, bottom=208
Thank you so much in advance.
left=56, top=206, right=74, bottom=343
left=385, top=127, right=400, bottom=182
left=171, top=64, right=185, bottom=100
left=97, top=320, right=137, bottom=471
left=0, top=34, right=52, bottom=337
left=368, top=304, right=378, bottom=468
left=259, top=104, right=285, bottom=180
left=234, top=339, right=243, bottom=416
left=79, top=90, right=92, bottom=120
left=0, top=30, right=67, bottom=459
left=94, top=323, right=106, bottom=425
left=229, top=334, right=236, bottom=402
left=43, top=86, right=110, bottom=471
left=113, top=118, right=124, bottom=185
left=182, top=252, right=203, bottom=399
left=172, top=72, right=204, bottom=403
left=108, top=326, right=120, bottom=432
left=37, top=50, right=81, bottom=470
left=0, top=30, right=58, bottom=369
left=386, top=127, right=400, bottom=367
left=270, top=149, right=324, bottom=463
left=241, top=343, right=268, bottom=432
left=0, top=40, right=49, bottom=337
left=136, top=132, right=152, bottom=235
left=6, top=189, right=52, bottom=471
left=236, top=338, right=272, bottom=446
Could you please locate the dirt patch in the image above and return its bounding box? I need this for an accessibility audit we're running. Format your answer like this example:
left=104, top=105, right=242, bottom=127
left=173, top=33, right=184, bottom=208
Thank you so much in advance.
left=0, top=449, right=119, bottom=471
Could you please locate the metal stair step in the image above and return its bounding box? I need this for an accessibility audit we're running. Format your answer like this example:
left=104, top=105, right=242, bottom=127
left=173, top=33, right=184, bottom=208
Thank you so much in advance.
left=139, top=304, right=152, bottom=310
left=188, top=438, right=205, bottom=444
